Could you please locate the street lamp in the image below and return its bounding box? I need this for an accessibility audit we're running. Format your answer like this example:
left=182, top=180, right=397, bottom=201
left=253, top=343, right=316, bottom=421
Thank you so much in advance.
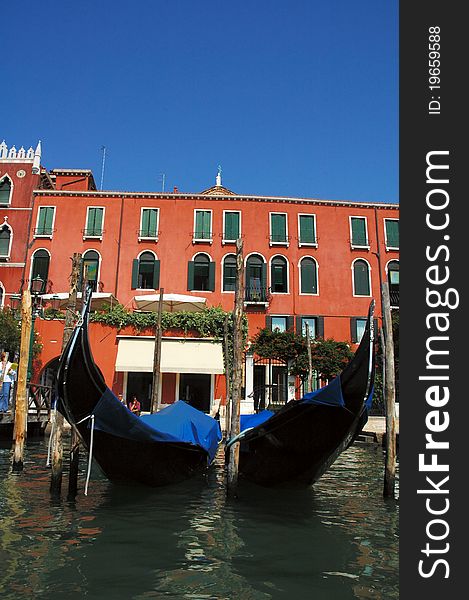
left=28, top=276, right=44, bottom=382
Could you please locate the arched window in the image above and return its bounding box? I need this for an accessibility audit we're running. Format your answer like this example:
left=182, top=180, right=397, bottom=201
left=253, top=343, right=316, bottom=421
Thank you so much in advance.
left=0, top=175, right=12, bottom=205
left=30, top=250, right=50, bottom=292
left=82, top=250, right=100, bottom=291
left=353, top=259, right=371, bottom=296
left=299, top=257, right=318, bottom=294
left=245, top=254, right=267, bottom=301
left=222, top=254, right=237, bottom=291
left=131, top=252, right=160, bottom=289
left=188, top=253, right=215, bottom=291
left=0, top=223, right=11, bottom=259
left=271, top=256, right=288, bottom=293
left=0, top=282, right=4, bottom=307
left=387, top=260, right=399, bottom=307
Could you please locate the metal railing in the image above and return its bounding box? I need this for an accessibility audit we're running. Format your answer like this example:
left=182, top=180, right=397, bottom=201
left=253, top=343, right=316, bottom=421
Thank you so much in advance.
left=27, top=383, right=53, bottom=418
left=245, top=285, right=271, bottom=303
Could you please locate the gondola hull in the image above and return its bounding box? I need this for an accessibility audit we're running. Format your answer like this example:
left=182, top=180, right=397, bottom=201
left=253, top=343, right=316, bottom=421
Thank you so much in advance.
left=56, top=291, right=220, bottom=487
left=229, top=301, right=376, bottom=487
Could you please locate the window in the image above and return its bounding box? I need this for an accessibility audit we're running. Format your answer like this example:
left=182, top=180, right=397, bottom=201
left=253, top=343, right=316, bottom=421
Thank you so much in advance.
left=0, top=176, right=12, bottom=205
left=35, top=206, right=55, bottom=236
left=387, top=260, right=399, bottom=307
left=267, top=315, right=294, bottom=332
left=188, top=254, right=215, bottom=291
left=131, top=252, right=160, bottom=289
left=139, top=208, right=159, bottom=239
left=223, top=211, right=240, bottom=243
left=193, top=210, right=212, bottom=241
left=270, top=256, right=288, bottom=293
left=84, top=207, right=104, bottom=238
left=222, top=254, right=237, bottom=291
left=299, top=257, right=318, bottom=294
left=0, top=224, right=11, bottom=259
left=82, top=250, right=100, bottom=291
left=0, top=282, right=4, bottom=307
left=271, top=316, right=287, bottom=332
left=30, top=250, right=50, bottom=291
left=350, top=216, right=369, bottom=248
left=353, top=259, right=371, bottom=296
left=298, top=214, right=317, bottom=245
left=270, top=213, right=288, bottom=245
left=245, top=254, right=267, bottom=302
left=384, top=219, right=399, bottom=250
left=351, top=317, right=367, bottom=343
left=296, top=316, right=324, bottom=339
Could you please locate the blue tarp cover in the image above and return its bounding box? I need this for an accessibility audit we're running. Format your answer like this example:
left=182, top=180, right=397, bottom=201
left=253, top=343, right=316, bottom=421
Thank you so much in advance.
left=91, top=390, right=222, bottom=462
left=240, top=410, right=274, bottom=432
left=300, top=375, right=345, bottom=408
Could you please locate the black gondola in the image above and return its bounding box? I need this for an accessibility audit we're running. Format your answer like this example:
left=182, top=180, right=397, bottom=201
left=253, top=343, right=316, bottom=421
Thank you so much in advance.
left=226, top=300, right=376, bottom=487
left=55, top=289, right=221, bottom=487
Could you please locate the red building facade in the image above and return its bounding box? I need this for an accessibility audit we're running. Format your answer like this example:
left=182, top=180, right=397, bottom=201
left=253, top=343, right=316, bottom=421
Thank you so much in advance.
left=1, top=143, right=399, bottom=413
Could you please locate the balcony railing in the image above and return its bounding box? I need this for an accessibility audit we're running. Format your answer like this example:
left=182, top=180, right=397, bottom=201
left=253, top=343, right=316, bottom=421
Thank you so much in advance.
left=390, top=290, right=399, bottom=307
left=245, top=285, right=271, bottom=304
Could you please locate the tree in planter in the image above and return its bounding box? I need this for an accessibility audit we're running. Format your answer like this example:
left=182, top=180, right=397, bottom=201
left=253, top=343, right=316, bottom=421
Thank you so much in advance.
left=0, top=308, right=42, bottom=361
left=250, top=328, right=353, bottom=387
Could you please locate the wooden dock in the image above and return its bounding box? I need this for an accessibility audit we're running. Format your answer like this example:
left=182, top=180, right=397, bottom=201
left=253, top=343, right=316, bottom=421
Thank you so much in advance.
left=356, top=416, right=400, bottom=448
left=0, top=384, right=52, bottom=439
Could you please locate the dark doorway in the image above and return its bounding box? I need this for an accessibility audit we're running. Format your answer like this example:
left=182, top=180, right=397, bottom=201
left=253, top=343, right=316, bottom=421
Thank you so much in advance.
left=179, top=373, right=211, bottom=413
left=127, top=372, right=153, bottom=412
left=253, top=365, right=266, bottom=412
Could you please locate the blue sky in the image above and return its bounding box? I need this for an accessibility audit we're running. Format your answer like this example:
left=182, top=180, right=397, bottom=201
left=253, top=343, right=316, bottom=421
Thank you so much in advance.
left=2, top=1, right=398, bottom=203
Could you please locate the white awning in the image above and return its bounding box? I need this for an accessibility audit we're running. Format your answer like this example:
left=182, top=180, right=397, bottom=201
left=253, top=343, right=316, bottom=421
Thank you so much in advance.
left=115, top=338, right=225, bottom=374
left=41, top=292, right=118, bottom=310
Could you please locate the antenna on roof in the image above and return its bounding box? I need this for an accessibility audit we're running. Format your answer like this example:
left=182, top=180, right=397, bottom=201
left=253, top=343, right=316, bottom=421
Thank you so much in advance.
left=159, top=173, right=166, bottom=192
left=216, top=164, right=222, bottom=187
left=100, top=146, right=106, bottom=191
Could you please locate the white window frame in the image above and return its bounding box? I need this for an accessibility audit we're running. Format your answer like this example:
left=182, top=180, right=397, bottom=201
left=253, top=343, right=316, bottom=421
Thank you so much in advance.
left=34, top=206, right=56, bottom=239
left=29, top=247, right=51, bottom=285
left=297, top=213, right=318, bottom=247
left=351, top=257, right=372, bottom=297
left=0, top=174, right=13, bottom=206
left=139, top=207, right=160, bottom=241
left=384, top=218, right=399, bottom=250
left=0, top=281, right=5, bottom=308
left=349, top=216, right=370, bottom=249
left=83, top=206, right=105, bottom=240
left=222, top=210, right=241, bottom=244
left=0, top=220, right=13, bottom=260
left=271, top=315, right=288, bottom=333
left=269, top=212, right=289, bottom=247
left=221, top=252, right=237, bottom=294
left=298, top=256, right=319, bottom=296
left=269, top=254, right=290, bottom=295
left=82, top=249, right=102, bottom=289
left=193, top=209, right=213, bottom=244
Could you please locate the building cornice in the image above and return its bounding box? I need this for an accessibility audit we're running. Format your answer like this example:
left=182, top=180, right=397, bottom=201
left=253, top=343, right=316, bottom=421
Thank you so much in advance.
left=33, top=189, right=399, bottom=210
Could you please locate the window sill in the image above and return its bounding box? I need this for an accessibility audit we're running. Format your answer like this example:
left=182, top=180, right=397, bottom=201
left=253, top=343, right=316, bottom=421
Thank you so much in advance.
left=298, top=242, right=318, bottom=248
left=269, top=241, right=289, bottom=247
left=83, top=235, right=103, bottom=241
left=350, top=244, right=370, bottom=250
left=385, top=246, right=399, bottom=251
left=192, top=238, right=213, bottom=245
left=138, top=236, right=159, bottom=242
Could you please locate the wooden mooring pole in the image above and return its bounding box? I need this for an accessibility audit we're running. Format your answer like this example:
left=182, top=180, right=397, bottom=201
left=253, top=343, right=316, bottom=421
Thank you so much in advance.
left=227, top=239, right=244, bottom=498
left=66, top=253, right=82, bottom=500
left=223, top=313, right=231, bottom=436
left=150, top=288, right=164, bottom=414
left=12, top=291, right=32, bottom=471
left=306, top=322, right=313, bottom=393
left=381, top=282, right=397, bottom=498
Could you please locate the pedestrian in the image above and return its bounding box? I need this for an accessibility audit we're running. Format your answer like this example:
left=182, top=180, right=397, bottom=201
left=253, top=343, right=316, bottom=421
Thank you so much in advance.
left=128, top=395, right=141, bottom=416
left=0, top=352, right=14, bottom=413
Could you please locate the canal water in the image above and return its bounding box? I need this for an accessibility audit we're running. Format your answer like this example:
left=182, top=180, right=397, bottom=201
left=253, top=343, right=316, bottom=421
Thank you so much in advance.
left=0, top=440, right=398, bottom=599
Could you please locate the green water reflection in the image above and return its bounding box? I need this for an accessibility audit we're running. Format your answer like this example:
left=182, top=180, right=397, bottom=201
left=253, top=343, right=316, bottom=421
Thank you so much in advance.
left=0, top=441, right=398, bottom=599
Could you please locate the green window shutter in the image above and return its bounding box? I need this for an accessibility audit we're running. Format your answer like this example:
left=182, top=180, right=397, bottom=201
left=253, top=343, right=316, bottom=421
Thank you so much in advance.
left=295, top=316, right=302, bottom=334
left=271, top=214, right=286, bottom=242
left=351, top=218, right=367, bottom=246
left=153, top=260, right=160, bottom=289
left=287, top=316, right=294, bottom=331
left=261, top=262, right=267, bottom=290
left=386, top=220, right=399, bottom=248
left=195, top=211, right=211, bottom=239
left=299, top=215, right=315, bottom=243
left=317, top=317, right=324, bottom=338
left=301, top=259, right=317, bottom=294
left=141, top=209, right=157, bottom=236
left=0, top=178, right=11, bottom=204
left=225, top=212, right=239, bottom=240
left=350, top=318, right=358, bottom=343
left=88, top=208, right=103, bottom=235
left=187, top=261, right=195, bottom=290
left=131, top=259, right=139, bottom=289
left=38, top=207, right=54, bottom=234
left=265, top=316, right=272, bottom=330
left=354, top=261, right=370, bottom=295
left=208, top=261, right=215, bottom=291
